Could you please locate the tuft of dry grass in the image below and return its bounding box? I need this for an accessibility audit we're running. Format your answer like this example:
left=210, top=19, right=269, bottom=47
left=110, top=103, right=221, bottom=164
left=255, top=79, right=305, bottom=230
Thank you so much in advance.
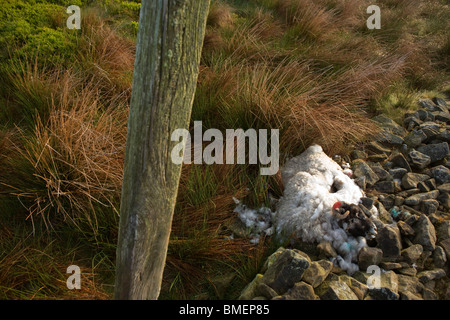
left=276, top=0, right=338, bottom=41
left=199, top=52, right=406, bottom=155
left=6, top=67, right=127, bottom=234
left=77, top=8, right=136, bottom=101
left=0, top=225, right=111, bottom=300
left=207, top=1, right=235, bottom=29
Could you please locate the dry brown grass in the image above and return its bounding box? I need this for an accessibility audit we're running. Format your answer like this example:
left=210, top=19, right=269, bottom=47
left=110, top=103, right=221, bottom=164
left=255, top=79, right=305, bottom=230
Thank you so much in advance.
left=78, top=9, right=135, bottom=101
left=326, top=0, right=367, bottom=29
left=207, top=53, right=406, bottom=155
left=276, top=0, right=338, bottom=41
left=0, top=225, right=111, bottom=300
left=207, top=1, right=235, bottom=29
left=7, top=68, right=127, bottom=233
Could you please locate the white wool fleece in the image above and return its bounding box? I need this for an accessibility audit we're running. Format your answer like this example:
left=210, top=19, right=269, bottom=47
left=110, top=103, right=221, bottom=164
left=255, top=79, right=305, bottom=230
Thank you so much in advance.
left=275, top=145, right=369, bottom=274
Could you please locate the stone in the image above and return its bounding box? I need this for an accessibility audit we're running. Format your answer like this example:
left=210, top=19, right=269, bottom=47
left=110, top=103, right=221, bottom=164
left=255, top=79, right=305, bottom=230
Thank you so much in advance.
left=422, top=288, right=439, bottom=300
left=433, top=111, right=450, bottom=123
left=437, top=192, right=450, bottom=210
left=404, top=129, right=427, bottom=148
left=437, top=129, right=450, bottom=142
left=417, top=109, right=434, bottom=121
left=417, top=269, right=446, bottom=283
left=365, top=271, right=399, bottom=300
left=417, top=181, right=430, bottom=193
left=239, top=274, right=264, bottom=300
left=432, top=246, right=447, bottom=268
left=257, top=283, right=279, bottom=299
left=372, top=115, right=407, bottom=137
left=426, top=111, right=437, bottom=122
left=361, top=197, right=375, bottom=209
left=439, top=238, right=450, bottom=260
left=374, top=201, right=393, bottom=224
left=354, top=270, right=397, bottom=290
left=339, top=275, right=368, bottom=300
left=368, top=154, right=388, bottom=162
left=394, top=180, right=403, bottom=193
left=417, top=179, right=436, bottom=193
left=390, top=153, right=412, bottom=172
left=379, top=262, right=402, bottom=270
left=398, top=267, right=417, bottom=277
left=317, top=241, right=337, bottom=259
left=370, top=163, right=391, bottom=181
left=405, top=117, right=422, bottom=130
left=415, top=250, right=433, bottom=270
left=427, top=213, right=441, bottom=225
left=389, top=168, right=408, bottom=179
left=367, top=141, right=392, bottom=155
left=419, top=122, right=441, bottom=141
left=358, top=247, right=383, bottom=271
left=400, top=291, right=423, bottom=300
left=354, top=176, right=366, bottom=190
left=351, top=149, right=367, bottom=160
left=210, top=273, right=236, bottom=299
left=365, top=289, right=399, bottom=300
left=432, top=97, right=448, bottom=109
left=302, top=260, right=333, bottom=288
left=376, top=224, right=402, bottom=260
left=432, top=97, right=448, bottom=108
left=430, top=165, right=450, bottom=185
left=398, top=274, right=424, bottom=295
left=419, top=99, right=439, bottom=112
left=417, top=142, right=449, bottom=163
left=408, top=150, right=431, bottom=169
left=420, top=199, right=439, bottom=215
left=261, top=247, right=285, bottom=273
left=437, top=183, right=450, bottom=194
left=422, top=279, right=436, bottom=291
left=401, top=172, right=431, bottom=190
left=284, top=282, right=317, bottom=300
left=352, top=159, right=379, bottom=187
left=373, top=181, right=395, bottom=193
left=398, top=189, right=421, bottom=197
left=263, top=249, right=310, bottom=294
left=408, top=110, right=421, bottom=120
left=376, top=130, right=404, bottom=146
left=404, top=190, right=440, bottom=206
left=378, top=194, right=396, bottom=211
left=394, top=195, right=404, bottom=206
left=401, top=244, right=423, bottom=264
left=413, top=214, right=437, bottom=251
left=397, top=220, right=415, bottom=237
left=437, top=221, right=450, bottom=241
left=425, top=178, right=437, bottom=190
left=404, top=212, right=419, bottom=226
left=316, top=280, right=358, bottom=300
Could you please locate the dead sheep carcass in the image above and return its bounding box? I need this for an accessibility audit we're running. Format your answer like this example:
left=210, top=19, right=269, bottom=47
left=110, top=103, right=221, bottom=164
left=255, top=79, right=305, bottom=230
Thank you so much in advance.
left=275, top=145, right=378, bottom=274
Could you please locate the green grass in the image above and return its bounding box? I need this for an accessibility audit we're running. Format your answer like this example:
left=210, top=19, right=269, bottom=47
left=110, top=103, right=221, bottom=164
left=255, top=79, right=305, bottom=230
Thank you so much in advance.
left=370, top=82, right=421, bottom=123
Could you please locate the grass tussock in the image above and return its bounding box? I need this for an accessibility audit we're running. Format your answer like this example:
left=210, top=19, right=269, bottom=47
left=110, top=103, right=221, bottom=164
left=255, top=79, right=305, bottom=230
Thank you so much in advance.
left=77, top=9, right=136, bottom=99
left=7, top=67, right=127, bottom=235
left=207, top=1, right=235, bottom=29
left=0, top=225, right=111, bottom=300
